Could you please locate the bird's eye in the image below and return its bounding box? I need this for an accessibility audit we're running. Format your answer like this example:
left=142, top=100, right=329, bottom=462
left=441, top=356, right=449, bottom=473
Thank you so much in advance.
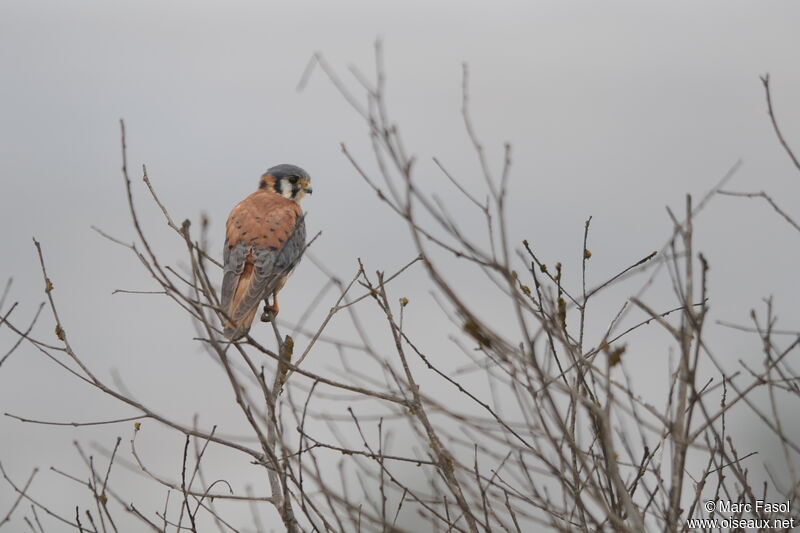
left=289, top=176, right=299, bottom=184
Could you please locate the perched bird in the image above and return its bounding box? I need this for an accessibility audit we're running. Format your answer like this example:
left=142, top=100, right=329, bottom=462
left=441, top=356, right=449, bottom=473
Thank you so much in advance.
left=221, top=164, right=312, bottom=340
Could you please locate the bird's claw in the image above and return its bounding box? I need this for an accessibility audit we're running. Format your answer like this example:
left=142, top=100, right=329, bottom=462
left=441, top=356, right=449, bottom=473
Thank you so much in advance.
left=260, top=305, right=276, bottom=323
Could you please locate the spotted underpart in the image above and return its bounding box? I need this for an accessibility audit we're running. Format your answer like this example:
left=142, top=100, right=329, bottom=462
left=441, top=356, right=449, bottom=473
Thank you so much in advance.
left=221, top=188, right=307, bottom=340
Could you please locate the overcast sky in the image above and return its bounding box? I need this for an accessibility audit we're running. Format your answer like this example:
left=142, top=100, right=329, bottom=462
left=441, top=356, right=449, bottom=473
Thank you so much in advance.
left=2, top=1, right=800, bottom=529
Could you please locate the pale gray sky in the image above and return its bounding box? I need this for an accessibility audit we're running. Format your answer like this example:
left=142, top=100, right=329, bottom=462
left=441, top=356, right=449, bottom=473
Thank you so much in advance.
left=2, top=1, right=800, bottom=530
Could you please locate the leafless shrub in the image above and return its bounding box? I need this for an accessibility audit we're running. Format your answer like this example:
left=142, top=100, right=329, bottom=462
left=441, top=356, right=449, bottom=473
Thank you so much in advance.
left=1, top=45, right=798, bottom=532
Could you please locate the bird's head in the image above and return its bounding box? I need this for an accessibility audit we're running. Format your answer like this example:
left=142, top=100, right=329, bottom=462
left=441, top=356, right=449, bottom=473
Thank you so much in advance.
left=259, top=164, right=312, bottom=203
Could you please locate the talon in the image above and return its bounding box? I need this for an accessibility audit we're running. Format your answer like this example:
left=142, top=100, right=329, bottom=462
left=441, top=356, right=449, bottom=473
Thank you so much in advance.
left=260, top=305, right=276, bottom=323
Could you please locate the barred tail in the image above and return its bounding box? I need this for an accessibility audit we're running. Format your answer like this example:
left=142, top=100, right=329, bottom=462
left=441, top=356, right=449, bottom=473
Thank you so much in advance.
left=223, top=304, right=259, bottom=340
left=222, top=259, right=258, bottom=340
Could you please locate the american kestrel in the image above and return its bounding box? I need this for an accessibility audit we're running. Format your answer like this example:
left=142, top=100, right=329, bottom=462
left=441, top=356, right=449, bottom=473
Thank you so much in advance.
left=221, top=164, right=312, bottom=340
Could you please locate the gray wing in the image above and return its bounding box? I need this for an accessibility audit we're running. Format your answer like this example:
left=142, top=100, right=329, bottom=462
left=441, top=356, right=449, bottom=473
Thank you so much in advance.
left=270, top=213, right=306, bottom=273
left=221, top=238, right=248, bottom=317
left=222, top=215, right=306, bottom=324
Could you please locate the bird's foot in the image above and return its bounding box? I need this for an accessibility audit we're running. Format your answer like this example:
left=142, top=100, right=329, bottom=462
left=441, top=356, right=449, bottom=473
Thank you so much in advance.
left=260, top=304, right=277, bottom=323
